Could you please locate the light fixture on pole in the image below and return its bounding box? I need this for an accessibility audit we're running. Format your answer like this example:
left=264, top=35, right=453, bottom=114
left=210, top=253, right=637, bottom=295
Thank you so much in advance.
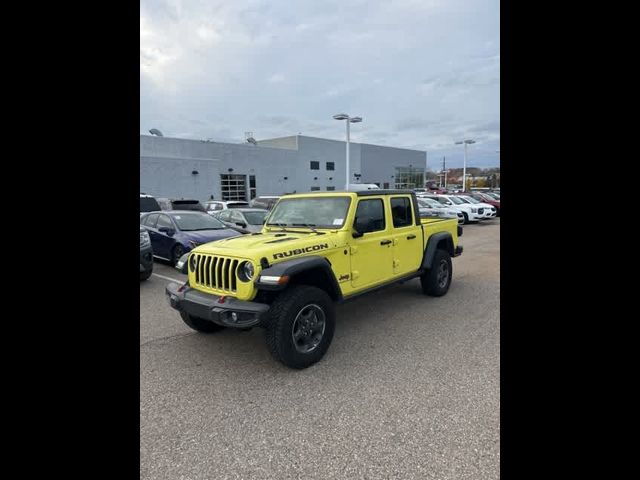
left=455, top=139, right=476, bottom=192
left=333, top=113, right=363, bottom=190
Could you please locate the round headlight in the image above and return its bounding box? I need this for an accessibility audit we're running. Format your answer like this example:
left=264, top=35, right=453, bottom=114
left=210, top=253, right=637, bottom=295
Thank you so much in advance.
left=189, top=254, right=197, bottom=271
left=243, top=261, right=255, bottom=280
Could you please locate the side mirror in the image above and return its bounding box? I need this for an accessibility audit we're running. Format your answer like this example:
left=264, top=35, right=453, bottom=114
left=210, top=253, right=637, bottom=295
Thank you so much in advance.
left=235, top=222, right=247, bottom=228
left=352, top=218, right=367, bottom=238
left=158, top=227, right=175, bottom=236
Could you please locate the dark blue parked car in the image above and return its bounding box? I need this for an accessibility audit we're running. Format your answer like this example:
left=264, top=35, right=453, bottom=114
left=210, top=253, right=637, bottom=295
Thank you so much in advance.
left=140, top=210, right=241, bottom=265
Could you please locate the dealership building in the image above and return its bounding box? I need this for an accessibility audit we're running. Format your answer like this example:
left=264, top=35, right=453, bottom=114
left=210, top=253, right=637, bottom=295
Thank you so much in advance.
left=140, top=134, right=427, bottom=202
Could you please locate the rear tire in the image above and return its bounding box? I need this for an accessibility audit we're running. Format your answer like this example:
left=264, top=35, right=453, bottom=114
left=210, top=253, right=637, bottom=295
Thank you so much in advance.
left=140, top=270, right=152, bottom=281
left=265, top=285, right=335, bottom=369
left=421, top=249, right=452, bottom=296
left=180, top=311, right=225, bottom=333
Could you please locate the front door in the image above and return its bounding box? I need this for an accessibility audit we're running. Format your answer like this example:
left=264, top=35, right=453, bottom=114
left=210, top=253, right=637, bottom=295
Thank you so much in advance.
left=154, top=214, right=176, bottom=259
left=349, top=197, right=393, bottom=290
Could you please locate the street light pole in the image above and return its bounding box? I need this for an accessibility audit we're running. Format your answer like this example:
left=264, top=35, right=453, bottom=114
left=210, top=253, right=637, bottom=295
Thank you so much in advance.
left=455, top=139, right=476, bottom=192
left=463, top=142, right=467, bottom=192
left=333, top=113, right=363, bottom=190
left=345, top=119, right=350, bottom=190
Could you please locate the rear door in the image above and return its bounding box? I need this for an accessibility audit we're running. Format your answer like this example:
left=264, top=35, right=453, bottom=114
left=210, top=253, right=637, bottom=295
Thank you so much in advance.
left=389, top=195, right=423, bottom=277
left=349, top=197, right=394, bottom=290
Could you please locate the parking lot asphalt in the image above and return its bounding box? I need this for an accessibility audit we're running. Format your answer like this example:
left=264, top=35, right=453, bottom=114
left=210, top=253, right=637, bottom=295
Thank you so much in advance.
left=140, top=219, right=500, bottom=480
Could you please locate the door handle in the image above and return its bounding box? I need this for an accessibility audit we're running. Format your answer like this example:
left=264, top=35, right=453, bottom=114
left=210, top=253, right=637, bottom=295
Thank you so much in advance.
left=407, top=234, right=416, bottom=240
left=380, top=240, right=392, bottom=245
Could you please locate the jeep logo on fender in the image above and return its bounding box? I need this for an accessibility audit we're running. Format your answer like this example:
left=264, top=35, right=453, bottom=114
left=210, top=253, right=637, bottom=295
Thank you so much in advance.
left=273, top=243, right=329, bottom=260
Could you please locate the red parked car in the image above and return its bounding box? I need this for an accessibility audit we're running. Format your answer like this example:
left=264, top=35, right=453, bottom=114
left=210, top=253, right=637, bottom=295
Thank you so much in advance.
left=466, top=192, right=500, bottom=216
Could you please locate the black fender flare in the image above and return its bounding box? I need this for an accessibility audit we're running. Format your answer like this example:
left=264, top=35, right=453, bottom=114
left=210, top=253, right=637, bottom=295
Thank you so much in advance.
left=255, top=255, right=342, bottom=300
left=421, top=232, right=454, bottom=270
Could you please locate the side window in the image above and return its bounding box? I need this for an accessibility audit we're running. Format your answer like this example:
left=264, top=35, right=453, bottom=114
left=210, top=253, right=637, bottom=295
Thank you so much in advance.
left=143, top=213, right=159, bottom=228
left=390, top=197, right=414, bottom=227
left=231, top=211, right=244, bottom=223
left=354, top=199, right=385, bottom=234
left=156, top=215, right=173, bottom=229
left=214, top=203, right=223, bottom=210
left=220, top=210, right=231, bottom=221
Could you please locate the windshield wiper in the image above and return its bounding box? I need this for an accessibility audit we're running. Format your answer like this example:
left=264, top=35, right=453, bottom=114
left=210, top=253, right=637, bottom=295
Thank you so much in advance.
left=183, top=227, right=223, bottom=231
left=265, top=222, right=299, bottom=233
left=291, top=223, right=325, bottom=234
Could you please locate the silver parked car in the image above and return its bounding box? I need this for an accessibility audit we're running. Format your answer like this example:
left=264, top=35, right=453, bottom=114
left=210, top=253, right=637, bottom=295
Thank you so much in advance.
left=213, top=208, right=269, bottom=233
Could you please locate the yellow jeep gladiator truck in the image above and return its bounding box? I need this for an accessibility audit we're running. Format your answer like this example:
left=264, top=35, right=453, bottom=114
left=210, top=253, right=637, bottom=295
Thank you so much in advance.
left=166, top=190, right=463, bottom=369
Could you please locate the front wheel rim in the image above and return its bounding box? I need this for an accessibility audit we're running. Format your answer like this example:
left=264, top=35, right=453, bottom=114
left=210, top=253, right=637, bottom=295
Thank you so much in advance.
left=291, top=304, right=326, bottom=354
left=437, top=260, right=449, bottom=288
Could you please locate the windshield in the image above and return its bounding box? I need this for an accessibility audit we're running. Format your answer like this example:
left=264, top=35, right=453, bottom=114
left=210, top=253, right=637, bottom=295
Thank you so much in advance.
left=447, top=196, right=464, bottom=205
left=243, top=211, right=268, bottom=225
left=140, top=197, right=161, bottom=212
left=228, top=202, right=250, bottom=208
left=461, top=196, right=480, bottom=204
left=171, top=212, right=226, bottom=231
left=267, top=197, right=351, bottom=228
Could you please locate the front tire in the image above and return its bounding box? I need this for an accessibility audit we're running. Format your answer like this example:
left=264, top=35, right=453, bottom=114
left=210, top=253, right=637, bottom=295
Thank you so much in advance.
left=180, top=311, right=225, bottom=333
left=140, top=270, right=152, bottom=281
left=421, top=249, right=452, bottom=296
left=266, top=285, right=335, bottom=369
left=172, top=244, right=185, bottom=266
left=462, top=212, right=469, bottom=224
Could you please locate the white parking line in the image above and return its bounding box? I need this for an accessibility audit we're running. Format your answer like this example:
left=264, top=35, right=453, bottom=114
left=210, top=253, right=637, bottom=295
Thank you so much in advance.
left=152, top=273, right=186, bottom=283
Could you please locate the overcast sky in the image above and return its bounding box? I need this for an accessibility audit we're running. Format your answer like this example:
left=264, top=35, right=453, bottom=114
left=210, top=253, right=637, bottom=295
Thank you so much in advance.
left=141, top=0, right=500, bottom=169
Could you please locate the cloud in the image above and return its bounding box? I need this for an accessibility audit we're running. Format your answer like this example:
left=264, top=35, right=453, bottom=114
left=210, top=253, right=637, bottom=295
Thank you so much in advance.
left=140, top=0, right=500, bottom=168
left=267, top=73, right=286, bottom=83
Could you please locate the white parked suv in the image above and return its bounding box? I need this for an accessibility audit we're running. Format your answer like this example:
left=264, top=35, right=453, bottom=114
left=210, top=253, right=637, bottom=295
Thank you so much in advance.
left=425, top=194, right=485, bottom=224
left=454, top=195, right=497, bottom=219
left=416, top=197, right=465, bottom=224
left=204, top=200, right=251, bottom=215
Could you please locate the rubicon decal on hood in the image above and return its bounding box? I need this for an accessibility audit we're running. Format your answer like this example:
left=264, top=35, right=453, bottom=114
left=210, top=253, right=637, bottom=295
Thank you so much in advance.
left=273, top=243, right=329, bottom=260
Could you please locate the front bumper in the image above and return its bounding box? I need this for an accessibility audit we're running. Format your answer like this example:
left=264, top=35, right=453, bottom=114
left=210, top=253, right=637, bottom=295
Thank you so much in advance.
left=165, top=282, right=270, bottom=328
left=140, top=245, right=153, bottom=272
